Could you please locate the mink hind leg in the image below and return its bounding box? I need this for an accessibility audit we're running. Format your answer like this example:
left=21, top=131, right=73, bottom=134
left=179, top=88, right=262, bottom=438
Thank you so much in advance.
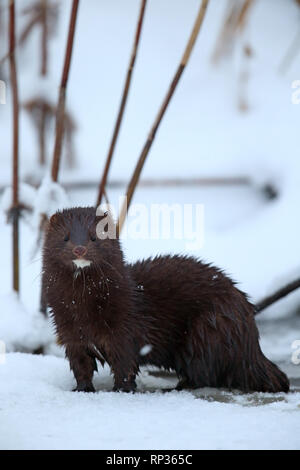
left=65, top=344, right=97, bottom=392
left=175, top=377, right=198, bottom=391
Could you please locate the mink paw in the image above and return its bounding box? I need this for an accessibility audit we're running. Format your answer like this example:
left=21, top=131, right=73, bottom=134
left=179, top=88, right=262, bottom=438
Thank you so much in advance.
left=113, top=381, right=137, bottom=393
left=73, top=382, right=95, bottom=393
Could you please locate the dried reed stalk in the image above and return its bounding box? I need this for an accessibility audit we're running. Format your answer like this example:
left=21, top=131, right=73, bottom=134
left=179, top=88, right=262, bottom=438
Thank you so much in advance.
left=24, top=97, right=77, bottom=169
left=41, top=0, right=48, bottom=75
left=96, top=0, right=148, bottom=207
left=51, top=0, right=79, bottom=182
left=0, top=175, right=252, bottom=193
left=9, top=0, right=20, bottom=294
left=256, top=278, right=300, bottom=314
left=279, top=28, right=300, bottom=75
left=237, top=0, right=254, bottom=30
left=20, top=0, right=59, bottom=76
left=1, top=0, right=59, bottom=73
left=212, top=0, right=254, bottom=64
left=23, top=98, right=53, bottom=165
left=117, top=0, right=210, bottom=234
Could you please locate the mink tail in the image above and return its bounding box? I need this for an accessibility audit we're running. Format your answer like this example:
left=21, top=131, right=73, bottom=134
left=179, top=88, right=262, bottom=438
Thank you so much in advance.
left=230, top=349, right=290, bottom=393
left=175, top=300, right=290, bottom=393
left=177, top=338, right=290, bottom=393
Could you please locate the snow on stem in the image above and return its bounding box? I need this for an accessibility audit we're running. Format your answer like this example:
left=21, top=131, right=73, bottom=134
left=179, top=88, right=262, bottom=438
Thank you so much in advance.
left=51, top=0, right=79, bottom=182
left=117, top=0, right=210, bottom=235
left=9, top=0, right=20, bottom=294
left=96, top=0, right=148, bottom=208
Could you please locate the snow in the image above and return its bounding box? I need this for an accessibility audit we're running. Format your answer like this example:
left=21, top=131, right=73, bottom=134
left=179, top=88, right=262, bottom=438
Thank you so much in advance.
left=32, top=176, right=69, bottom=220
left=0, top=293, right=53, bottom=353
left=140, top=344, right=152, bottom=356
left=0, top=0, right=300, bottom=450
left=1, top=183, right=37, bottom=214
left=0, top=353, right=299, bottom=451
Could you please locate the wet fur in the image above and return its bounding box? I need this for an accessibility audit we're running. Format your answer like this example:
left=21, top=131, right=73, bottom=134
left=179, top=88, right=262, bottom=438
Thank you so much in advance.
left=43, top=207, right=289, bottom=394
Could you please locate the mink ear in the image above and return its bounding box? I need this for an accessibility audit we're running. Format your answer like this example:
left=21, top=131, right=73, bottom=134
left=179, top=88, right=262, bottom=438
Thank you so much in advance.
left=49, top=212, right=59, bottom=225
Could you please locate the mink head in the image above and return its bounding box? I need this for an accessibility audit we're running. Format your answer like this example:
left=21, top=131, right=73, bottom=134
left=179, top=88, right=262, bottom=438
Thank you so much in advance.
left=43, top=207, right=121, bottom=272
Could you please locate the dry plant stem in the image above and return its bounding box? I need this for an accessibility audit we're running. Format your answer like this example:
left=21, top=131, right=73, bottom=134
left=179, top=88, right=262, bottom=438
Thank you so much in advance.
left=96, top=0, right=148, bottom=207
left=51, top=0, right=79, bottom=182
left=9, top=0, right=20, bottom=294
left=211, top=0, right=239, bottom=63
left=39, top=213, right=49, bottom=315
left=0, top=50, right=10, bottom=66
left=117, top=0, right=210, bottom=234
left=237, top=0, right=254, bottom=30
left=24, top=98, right=77, bottom=168
left=103, top=188, right=110, bottom=206
left=40, top=111, right=46, bottom=164
left=256, top=278, right=300, bottom=314
left=212, top=0, right=254, bottom=64
left=41, top=0, right=48, bottom=75
left=2, top=175, right=251, bottom=193
left=279, top=27, right=300, bottom=75
left=2, top=0, right=59, bottom=72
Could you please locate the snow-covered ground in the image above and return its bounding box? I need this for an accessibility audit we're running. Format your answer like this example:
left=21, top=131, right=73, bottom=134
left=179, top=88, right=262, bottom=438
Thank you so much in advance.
left=0, top=0, right=300, bottom=450
left=0, top=353, right=299, bottom=451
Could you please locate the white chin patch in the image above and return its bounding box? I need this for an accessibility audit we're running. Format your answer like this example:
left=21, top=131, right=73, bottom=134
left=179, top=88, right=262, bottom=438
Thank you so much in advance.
left=73, top=259, right=91, bottom=269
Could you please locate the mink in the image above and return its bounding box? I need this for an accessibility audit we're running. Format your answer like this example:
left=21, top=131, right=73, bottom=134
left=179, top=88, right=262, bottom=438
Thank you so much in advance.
left=42, top=207, right=289, bottom=394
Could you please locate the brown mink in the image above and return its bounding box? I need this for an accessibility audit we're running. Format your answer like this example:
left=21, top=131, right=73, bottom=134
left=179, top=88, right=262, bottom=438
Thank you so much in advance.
left=42, top=207, right=289, bottom=394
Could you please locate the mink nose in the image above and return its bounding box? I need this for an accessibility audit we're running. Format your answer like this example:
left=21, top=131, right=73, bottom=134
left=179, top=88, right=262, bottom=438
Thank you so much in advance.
left=73, top=245, right=87, bottom=258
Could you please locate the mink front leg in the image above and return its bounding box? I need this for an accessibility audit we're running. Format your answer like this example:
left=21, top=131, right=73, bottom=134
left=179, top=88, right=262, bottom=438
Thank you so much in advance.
left=65, top=344, right=97, bottom=392
left=105, top=341, right=138, bottom=393
left=113, top=371, right=137, bottom=393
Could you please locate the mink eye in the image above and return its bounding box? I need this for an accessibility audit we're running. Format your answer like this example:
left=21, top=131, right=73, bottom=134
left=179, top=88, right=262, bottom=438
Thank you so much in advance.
left=64, top=235, right=69, bottom=242
left=90, top=235, right=96, bottom=242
